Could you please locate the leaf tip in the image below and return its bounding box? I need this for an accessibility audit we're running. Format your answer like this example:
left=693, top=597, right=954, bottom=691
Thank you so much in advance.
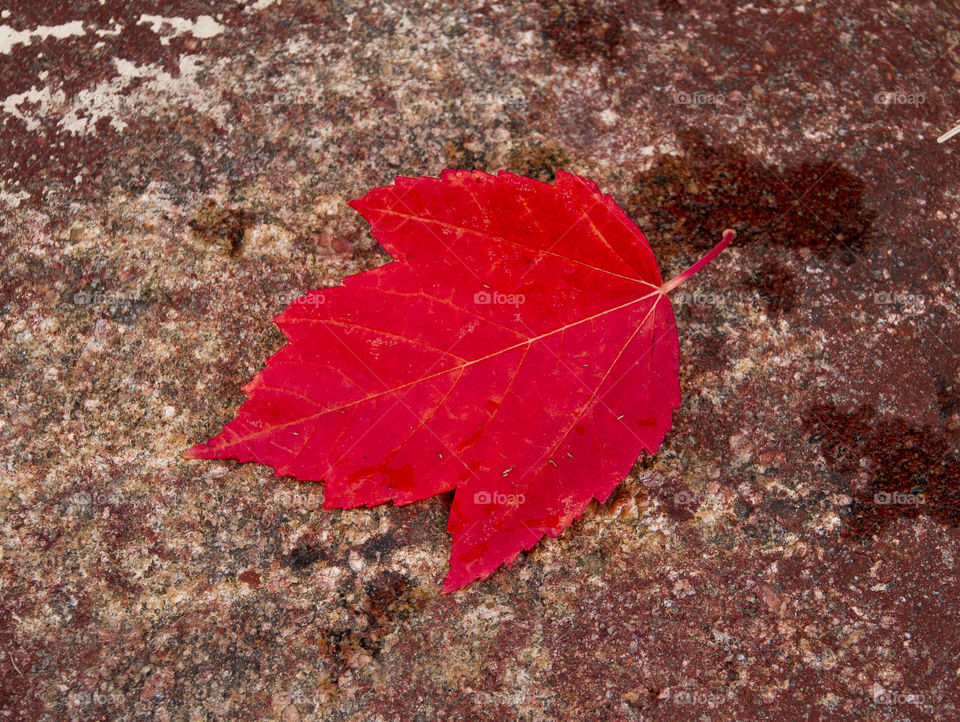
left=440, top=570, right=469, bottom=594
left=182, top=443, right=209, bottom=459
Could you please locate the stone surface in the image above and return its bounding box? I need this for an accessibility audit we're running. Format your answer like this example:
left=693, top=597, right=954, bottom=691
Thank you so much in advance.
left=1, top=0, right=959, bottom=720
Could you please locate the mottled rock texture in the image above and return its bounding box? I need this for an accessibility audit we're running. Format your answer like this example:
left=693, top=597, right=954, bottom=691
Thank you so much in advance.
left=1, top=0, right=959, bottom=720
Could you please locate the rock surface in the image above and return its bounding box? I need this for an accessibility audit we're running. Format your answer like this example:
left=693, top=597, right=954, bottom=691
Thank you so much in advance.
left=1, top=0, right=958, bottom=719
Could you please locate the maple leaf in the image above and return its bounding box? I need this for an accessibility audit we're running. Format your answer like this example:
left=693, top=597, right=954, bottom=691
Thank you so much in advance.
left=185, top=170, right=733, bottom=592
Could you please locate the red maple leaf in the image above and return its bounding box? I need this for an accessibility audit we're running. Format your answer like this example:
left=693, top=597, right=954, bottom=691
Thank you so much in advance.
left=186, top=170, right=733, bottom=592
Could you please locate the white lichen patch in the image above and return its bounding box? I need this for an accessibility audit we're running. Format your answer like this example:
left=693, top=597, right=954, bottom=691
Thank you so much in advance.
left=0, top=20, right=85, bottom=54
left=245, top=0, right=281, bottom=11
left=0, top=188, right=30, bottom=208
left=3, top=55, right=228, bottom=135
left=136, top=14, right=226, bottom=44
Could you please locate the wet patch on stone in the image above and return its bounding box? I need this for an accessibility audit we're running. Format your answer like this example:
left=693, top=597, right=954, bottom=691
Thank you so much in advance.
left=805, top=403, right=960, bottom=538
left=189, top=198, right=257, bottom=256
left=539, top=0, right=625, bottom=61
left=626, top=131, right=877, bottom=270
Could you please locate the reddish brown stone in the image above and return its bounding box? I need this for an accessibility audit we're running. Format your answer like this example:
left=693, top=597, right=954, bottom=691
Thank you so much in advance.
left=1, top=0, right=958, bottom=720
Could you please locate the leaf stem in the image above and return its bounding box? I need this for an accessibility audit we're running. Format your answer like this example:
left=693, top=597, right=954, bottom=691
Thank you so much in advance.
left=660, top=229, right=736, bottom=294
left=938, top=121, right=960, bottom=143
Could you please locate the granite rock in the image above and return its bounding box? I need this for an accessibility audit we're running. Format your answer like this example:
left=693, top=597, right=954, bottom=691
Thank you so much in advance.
left=1, top=0, right=959, bottom=719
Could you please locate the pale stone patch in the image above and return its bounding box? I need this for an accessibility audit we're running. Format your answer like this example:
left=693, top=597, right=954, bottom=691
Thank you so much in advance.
left=2, top=55, right=228, bottom=135
left=245, top=0, right=281, bottom=11
left=0, top=20, right=85, bottom=54
left=0, top=189, right=30, bottom=208
left=136, top=14, right=226, bottom=44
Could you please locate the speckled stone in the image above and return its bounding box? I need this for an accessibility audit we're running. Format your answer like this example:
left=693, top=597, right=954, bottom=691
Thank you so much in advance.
left=2, top=1, right=959, bottom=720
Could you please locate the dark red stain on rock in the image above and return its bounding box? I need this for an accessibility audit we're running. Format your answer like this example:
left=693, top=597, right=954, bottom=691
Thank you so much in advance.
left=286, top=543, right=323, bottom=571
left=805, top=403, right=960, bottom=538
left=658, top=482, right=698, bottom=523
left=539, top=0, right=625, bottom=62
left=626, top=132, right=877, bottom=271
left=238, top=568, right=261, bottom=589
left=188, top=198, right=256, bottom=256
left=357, top=531, right=398, bottom=562
left=506, top=143, right=574, bottom=183
left=745, top=257, right=799, bottom=316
